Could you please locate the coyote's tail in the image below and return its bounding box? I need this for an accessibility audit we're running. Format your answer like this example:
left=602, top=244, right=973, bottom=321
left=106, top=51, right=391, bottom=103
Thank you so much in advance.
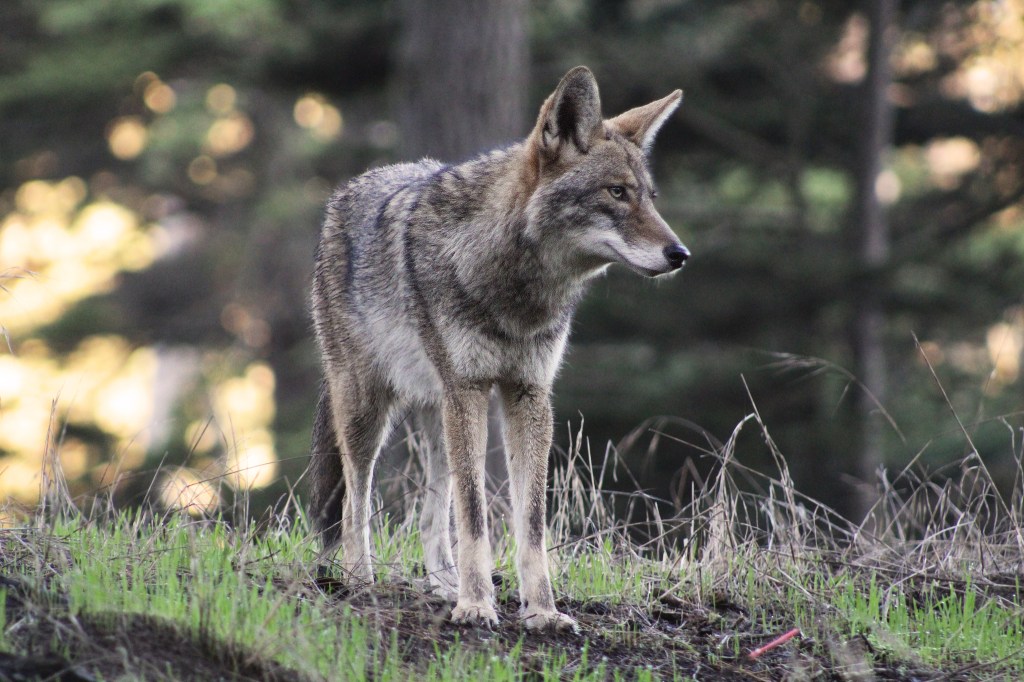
left=308, top=381, right=344, bottom=551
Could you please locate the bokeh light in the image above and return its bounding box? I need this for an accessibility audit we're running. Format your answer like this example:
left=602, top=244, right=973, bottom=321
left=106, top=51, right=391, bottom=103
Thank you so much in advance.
left=187, top=156, right=218, bottom=185
left=925, top=137, right=981, bottom=188
left=0, top=177, right=281, bottom=507
left=987, top=309, right=1024, bottom=388
left=144, top=80, right=177, bottom=114
left=206, top=83, right=237, bottom=115
left=107, top=117, right=148, bottom=160
left=0, top=181, right=163, bottom=336
left=293, top=94, right=343, bottom=141
left=158, top=467, right=220, bottom=516
left=205, top=113, right=254, bottom=157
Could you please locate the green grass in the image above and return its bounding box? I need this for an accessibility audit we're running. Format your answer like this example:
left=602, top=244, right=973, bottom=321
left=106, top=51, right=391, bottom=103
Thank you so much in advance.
left=2, top=417, right=1024, bottom=679
left=836, top=573, right=1024, bottom=668
left=3, top=504, right=1021, bottom=679
left=25, top=514, right=368, bottom=678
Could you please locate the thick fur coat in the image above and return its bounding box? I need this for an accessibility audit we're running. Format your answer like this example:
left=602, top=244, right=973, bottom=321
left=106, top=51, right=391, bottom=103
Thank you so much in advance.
left=309, top=66, right=687, bottom=630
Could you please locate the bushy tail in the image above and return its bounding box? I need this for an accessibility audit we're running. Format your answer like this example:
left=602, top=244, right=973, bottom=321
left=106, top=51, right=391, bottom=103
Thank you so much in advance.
left=308, top=381, right=344, bottom=550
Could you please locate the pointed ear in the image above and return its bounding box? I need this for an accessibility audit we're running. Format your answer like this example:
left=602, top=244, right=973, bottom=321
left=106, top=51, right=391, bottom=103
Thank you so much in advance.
left=607, top=90, right=683, bottom=154
left=532, top=66, right=604, bottom=159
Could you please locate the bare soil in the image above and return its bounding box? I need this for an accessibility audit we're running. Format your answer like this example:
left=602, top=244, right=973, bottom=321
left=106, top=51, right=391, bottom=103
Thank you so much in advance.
left=305, top=575, right=954, bottom=681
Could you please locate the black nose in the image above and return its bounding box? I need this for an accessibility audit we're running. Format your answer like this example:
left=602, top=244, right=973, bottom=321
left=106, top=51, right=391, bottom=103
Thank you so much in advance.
left=664, top=244, right=690, bottom=269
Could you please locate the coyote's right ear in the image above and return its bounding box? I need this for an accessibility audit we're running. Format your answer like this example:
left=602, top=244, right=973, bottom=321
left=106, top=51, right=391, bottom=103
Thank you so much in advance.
left=533, top=66, right=603, bottom=160
left=606, top=90, right=683, bottom=154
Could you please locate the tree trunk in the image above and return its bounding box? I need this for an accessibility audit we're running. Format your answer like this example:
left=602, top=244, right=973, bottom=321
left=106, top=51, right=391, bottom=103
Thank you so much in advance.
left=851, top=0, right=897, bottom=520
left=395, top=0, right=530, bottom=492
left=397, top=0, right=528, bottom=161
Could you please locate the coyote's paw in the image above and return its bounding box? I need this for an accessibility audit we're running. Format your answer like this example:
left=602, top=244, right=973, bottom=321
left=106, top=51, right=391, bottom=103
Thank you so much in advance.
left=451, top=602, right=499, bottom=628
left=522, top=609, right=579, bottom=633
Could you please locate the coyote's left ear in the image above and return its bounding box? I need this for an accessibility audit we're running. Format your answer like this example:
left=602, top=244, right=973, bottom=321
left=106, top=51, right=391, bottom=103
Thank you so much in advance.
left=532, top=66, right=604, bottom=160
left=607, top=90, right=683, bottom=154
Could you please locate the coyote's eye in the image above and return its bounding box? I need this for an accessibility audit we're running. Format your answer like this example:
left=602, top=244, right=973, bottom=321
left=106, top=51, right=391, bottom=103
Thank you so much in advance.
left=607, top=186, right=627, bottom=200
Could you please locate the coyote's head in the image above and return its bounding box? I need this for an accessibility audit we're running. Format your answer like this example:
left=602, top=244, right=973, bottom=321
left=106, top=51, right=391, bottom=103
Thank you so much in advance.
left=525, top=66, right=688, bottom=278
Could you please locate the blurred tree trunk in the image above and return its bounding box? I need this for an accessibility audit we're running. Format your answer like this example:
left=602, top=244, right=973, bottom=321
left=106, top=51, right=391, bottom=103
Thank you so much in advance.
left=851, top=0, right=897, bottom=520
left=395, top=0, right=529, bottom=484
left=396, top=0, right=528, bottom=161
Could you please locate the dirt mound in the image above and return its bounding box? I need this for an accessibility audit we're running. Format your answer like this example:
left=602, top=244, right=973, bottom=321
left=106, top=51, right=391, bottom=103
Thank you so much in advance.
left=3, top=611, right=307, bottom=682
left=0, top=568, right=978, bottom=680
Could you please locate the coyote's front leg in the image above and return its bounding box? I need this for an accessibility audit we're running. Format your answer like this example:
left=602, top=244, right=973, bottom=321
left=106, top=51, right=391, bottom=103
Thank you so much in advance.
left=499, top=383, right=578, bottom=633
left=443, top=382, right=498, bottom=627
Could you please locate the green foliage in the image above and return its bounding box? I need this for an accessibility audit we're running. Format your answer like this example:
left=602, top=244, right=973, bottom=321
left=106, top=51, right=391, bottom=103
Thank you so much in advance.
left=2, top=0, right=1024, bottom=521
left=799, top=167, right=850, bottom=232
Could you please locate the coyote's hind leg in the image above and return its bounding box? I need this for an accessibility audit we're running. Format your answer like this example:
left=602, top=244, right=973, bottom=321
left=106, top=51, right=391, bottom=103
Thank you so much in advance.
left=415, top=407, right=459, bottom=601
left=326, top=372, right=393, bottom=584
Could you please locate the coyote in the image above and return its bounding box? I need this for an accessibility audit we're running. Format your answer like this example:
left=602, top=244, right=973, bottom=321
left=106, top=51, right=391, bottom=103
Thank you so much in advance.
left=308, top=66, right=687, bottom=631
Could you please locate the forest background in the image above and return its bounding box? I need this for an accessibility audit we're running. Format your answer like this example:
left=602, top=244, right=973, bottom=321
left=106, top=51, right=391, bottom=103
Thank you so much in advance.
left=2, top=0, right=1023, bottom=522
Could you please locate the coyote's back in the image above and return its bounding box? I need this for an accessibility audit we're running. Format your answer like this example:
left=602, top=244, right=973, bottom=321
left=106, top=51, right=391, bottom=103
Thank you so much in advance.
left=312, top=161, right=449, bottom=399
left=309, top=161, right=445, bottom=548
left=308, top=66, right=688, bottom=631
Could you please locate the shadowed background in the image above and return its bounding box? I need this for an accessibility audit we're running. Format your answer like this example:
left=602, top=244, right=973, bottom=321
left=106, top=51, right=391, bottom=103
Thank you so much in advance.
left=1, top=0, right=1023, bottom=523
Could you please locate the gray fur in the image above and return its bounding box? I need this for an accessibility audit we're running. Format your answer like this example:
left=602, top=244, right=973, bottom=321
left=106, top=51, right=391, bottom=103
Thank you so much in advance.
left=308, top=66, right=686, bottom=631
left=308, top=381, right=344, bottom=551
